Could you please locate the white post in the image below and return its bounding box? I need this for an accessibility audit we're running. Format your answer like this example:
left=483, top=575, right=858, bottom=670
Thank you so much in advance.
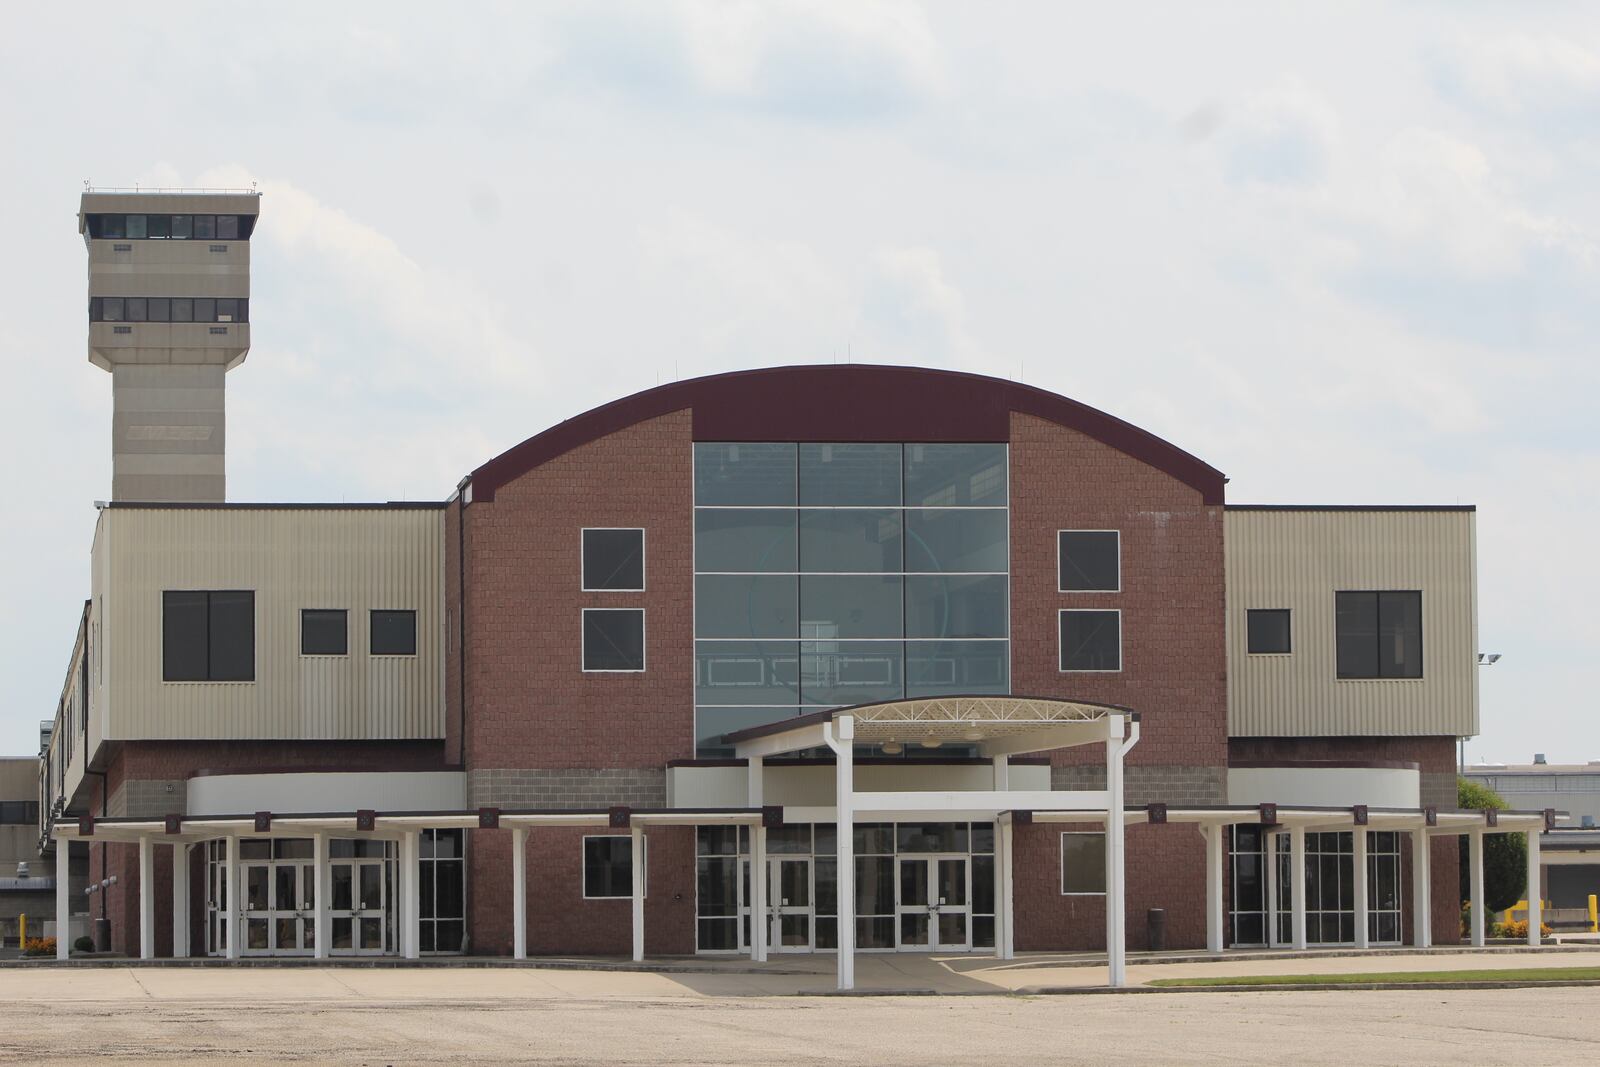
left=1289, top=826, right=1307, bottom=951
left=750, top=821, right=767, bottom=963
left=171, top=842, right=189, bottom=958
left=992, top=755, right=1009, bottom=791
left=748, top=756, right=764, bottom=806
left=1410, top=829, right=1432, bottom=949
left=1105, top=714, right=1127, bottom=987
left=1264, top=830, right=1279, bottom=947
left=224, top=835, right=239, bottom=960
left=1204, top=824, right=1224, bottom=953
left=999, top=816, right=1015, bottom=960
left=512, top=827, right=527, bottom=961
left=835, top=715, right=856, bottom=991
left=138, top=836, right=155, bottom=960
left=312, top=832, right=329, bottom=961
left=54, top=838, right=70, bottom=960
left=1526, top=828, right=1542, bottom=947
left=403, top=832, right=420, bottom=961
left=630, top=825, right=645, bottom=963
left=1469, top=829, right=1486, bottom=948
left=1353, top=827, right=1370, bottom=950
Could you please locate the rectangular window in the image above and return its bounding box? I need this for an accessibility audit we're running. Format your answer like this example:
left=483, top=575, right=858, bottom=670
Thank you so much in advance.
left=1060, top=832, right=1107, bottom=894
left=370, top=610, right=417, bottom=656
left=581, top=528, right=645, bottom=591
left=217, top=215, right=240, bottom=240
left=125, top=214, right=147, bottom=239
left=1246, top=609, right=1292, bottom=654
left=194, top=298, right=216, bottom=322
left=301, top=609, right=349, bottom=656
left=583, top=835, right=644, bottom=898
left=102, top=214, right=126, bottom=239
left=125, top=297, right=147, bottom=322
left=147, top=297, right=170, bottom=322
left=1059, top=609, right=1121, bottom=672
left=193, top=215, right=216, bottom=239
left=162, top=590, right=255, bottom=682
left=170, top=215, right=193, bottom=239
left=1058, top=530, right=1120, bottom=592
left=170, top=298, right=193, bottom=322
left=583, top=608, right=645, bottom=671
left=101, top=297, right=124, bottom=322
left=216, top=298, right=239, bottom=323
left=147, top=214, right=171, bottom=239
left=1335, top=591, right=1422, bottom=679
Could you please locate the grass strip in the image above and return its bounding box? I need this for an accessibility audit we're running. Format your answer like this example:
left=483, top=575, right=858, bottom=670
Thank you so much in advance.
left=1148, top=966, right=1600, bottom=987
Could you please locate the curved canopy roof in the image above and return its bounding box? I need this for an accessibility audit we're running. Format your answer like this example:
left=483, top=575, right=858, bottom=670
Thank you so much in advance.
left=470, top=364, right=1225, bottom=503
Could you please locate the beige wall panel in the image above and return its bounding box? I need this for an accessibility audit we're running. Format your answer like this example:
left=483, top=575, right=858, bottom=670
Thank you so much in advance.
left=1225, top=509, right=1478, bottom=738
left=101, top=507, right=445, bottom=741
left=81, top=193, right=260, bottom=217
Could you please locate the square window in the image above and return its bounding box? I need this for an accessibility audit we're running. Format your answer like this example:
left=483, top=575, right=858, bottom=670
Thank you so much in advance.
left=217, top=215, right=240, bottom=240
left=147, top=298, right=171, bottom=322
left=170, top=298, right=193, bottom=322
left=163, top=590, right=254, bottom=681
left=1335, top=591, right=1422, bottom=679
left=125, top=214, right=147, bottom=239
left=583, top=608, right=645, bottom=671
left=1059, top=610, right=1121, bottom=672
left=125, top=297, right=147, bottom=322
left=216, top=298, right=239, bottom=323
left=581, top=528, right=645, bottom=591
left=1060, top=832, right=1107, bottom=894
left=194, top=298, right=216, bottom=322
left=301, top=609, right=348, bottom=656
left=583, top=835, right=644, bottom=898
left=370, top=610, right=417, bottom=656
left=101, top=297, right=124, bottom=322
left=193, top=215, right=216, bottom=239
left=1058, top=531, right=1120, bottom=592
left=171, top=215, right=193, bottom=239
left=1246, top=609, right=1292, bottom=654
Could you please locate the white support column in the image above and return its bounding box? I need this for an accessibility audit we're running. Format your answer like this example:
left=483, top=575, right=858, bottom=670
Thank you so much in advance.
left=1469, top=829, right=1486, bottom=948
left=1410, top=829, right=1432, bottom=949
left=999, top=816, right=1015, bottom=960
left=748, top=756, right=764, bottom=806
left=138, top=836, right=155, bottom=960
left=1264, top=830, right=1279, bottom=948
left=630, top=825, right=646, bottom=963
left=312, top=832, right=329, bottom=961
left=750, top=821, right=768, bottom=963
left=834, top=715, right=856, bottom=992
left=1204, top=824, right=1224, bottom=954
left=1289, top=826, right=1308, bottom=951
left=1105, top=714, right=1127, bottom=987
left=54, top=839, right=70, bottom=960
left=403, top=831, right=421, bottom=961
left=171, top=842, right=190, bottom=958
left=224, top=835, right=239, bottom=960
left=1353, top=826, right=1370, bottom=950
left=1526, top=829, right=1542, bottom=947
left=511, top=828, right=527, bottom=961
left=991, top=755, right=1009, bottom=791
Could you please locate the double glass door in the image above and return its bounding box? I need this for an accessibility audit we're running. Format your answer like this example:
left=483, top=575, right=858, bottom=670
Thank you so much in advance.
left=897, top=856, right=970, bottom=951
left=743, top=857, right=814, bottom=952
left=242, top=860, right=315, bottom=955
left=330, top=858, right=389, bottom=954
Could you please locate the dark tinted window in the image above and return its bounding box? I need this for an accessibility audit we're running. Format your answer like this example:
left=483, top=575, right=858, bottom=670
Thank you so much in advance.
left=193, top=215, right=216, bottom=239
left=0, top=801, right=38, bottom=825
left=216, top=298, right=239, bottom=323
left=581, top=529, right=645, bottom=590
left=1061, top=832, right=1107, bottom=894
left=582, top=608, right=645, bottom=670
left=171, top=215, right=193, bottom=239
left=903, top=443, right=1007, bottom=507
left=798, top=575, right=902, bottom=638
left=147, top=214, right=171, bottom=239
left=148, top=298, right=170, bottom=322
left=171, top=298, right=193, bottom=322
left=163, top=590, right=254, bottom=681
left=102, top=215, right=126, bottom=239
left=904, top=508, right=1007, bottom=572
left=1336, top=591, right=1421, bottom=679
left=1058, top=531, right=1120, bottom=592
left=301, top=609, right=348, bottom=655
left=798, top=509, right=901, bottom=572
left=694, top=509, right=796, bottom=572
left=194, top=298, right=215, bottom=322
left=1246, top=609, right=1292, bottom=654
left=904, top=574, right=1007, bottom=638
left=125, top=214, right=146, bottom=238
left=101, top=297, right=124, bottom=321
left=694, top=443, right=796, bottom=506
left=905, top=640, right=1009, bottom=697
left=695, top=575, right=797, bottom=639
left=799, top=443, right=901, bottom=506
left=125, top=297, right=147, bottom=322
left=583, top=836, right=636, bottom=897
left=1059, top=610, right=1120, bottom=671
left=216, top=215, right=239, bottom=240
left=371, top=610, right=417, bottom=656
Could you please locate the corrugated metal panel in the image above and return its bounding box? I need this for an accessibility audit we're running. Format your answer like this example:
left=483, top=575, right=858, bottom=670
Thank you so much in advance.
left=103, top=507, right=445, bottom=740
left=1225, top=509, right=1478, bottom=738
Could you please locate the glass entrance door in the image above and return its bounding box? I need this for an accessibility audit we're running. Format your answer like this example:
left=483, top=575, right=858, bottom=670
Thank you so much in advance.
left=241, top=860, right=316, bottom=955
left=331, top=858, right=388, bottom=955
left=897, top=856, right=970, bottom=950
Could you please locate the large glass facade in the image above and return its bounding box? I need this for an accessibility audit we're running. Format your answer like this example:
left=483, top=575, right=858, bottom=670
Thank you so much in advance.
left=1229, top=828, right=1403, bottom=947
left=693, top=443, right=1009, bottom=756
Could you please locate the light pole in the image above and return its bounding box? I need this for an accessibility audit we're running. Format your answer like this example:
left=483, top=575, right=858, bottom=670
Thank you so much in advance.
left=1464, top=653, right=1504, bottom=771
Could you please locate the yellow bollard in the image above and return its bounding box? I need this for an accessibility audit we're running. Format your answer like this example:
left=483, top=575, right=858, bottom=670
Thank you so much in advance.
left=1589, top=894, right=1597, bottom=934
left=17, top=914, right=24, bottom=947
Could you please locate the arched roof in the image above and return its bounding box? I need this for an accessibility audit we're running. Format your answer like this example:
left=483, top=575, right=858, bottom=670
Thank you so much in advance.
left=470, top=364, right=1225, bottom=503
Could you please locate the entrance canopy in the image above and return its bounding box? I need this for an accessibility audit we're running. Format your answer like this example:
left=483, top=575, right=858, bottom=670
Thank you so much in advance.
left=721, top=695, right=1134, bottom=760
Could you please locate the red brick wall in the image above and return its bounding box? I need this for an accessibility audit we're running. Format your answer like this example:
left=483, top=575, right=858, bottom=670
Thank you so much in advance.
left=463, top=410, right=695, bottom=771
left=467, top=826, right=695, bottom=956
left=1008, top=412, right=1228, bottom=771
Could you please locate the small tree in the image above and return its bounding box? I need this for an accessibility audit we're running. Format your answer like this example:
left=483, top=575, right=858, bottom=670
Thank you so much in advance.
left=1458, top=777, right=1529, bottom=914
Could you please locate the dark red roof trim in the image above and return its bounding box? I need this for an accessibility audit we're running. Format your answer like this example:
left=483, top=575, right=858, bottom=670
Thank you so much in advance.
left=470, top=365, right=1226, bottom=504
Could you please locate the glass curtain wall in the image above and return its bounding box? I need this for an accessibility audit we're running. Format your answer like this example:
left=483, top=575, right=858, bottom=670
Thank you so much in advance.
left=1229, top=829, right=1403, bottom=946
left=693, top=443, right=1009, bottom=755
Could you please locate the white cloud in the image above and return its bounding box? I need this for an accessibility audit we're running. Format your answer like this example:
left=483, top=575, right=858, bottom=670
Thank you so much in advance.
left=1440, top=32, right=1600, bottom=115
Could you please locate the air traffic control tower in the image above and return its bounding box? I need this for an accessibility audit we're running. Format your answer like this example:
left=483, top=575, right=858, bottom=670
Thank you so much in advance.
left=80, top=189, right=261, bottom=502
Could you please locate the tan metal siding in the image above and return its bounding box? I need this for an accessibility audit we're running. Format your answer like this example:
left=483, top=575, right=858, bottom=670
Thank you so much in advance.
left=102, top=508, right=444, bottom=740
left=1225, top=510, right=1478, bottom=738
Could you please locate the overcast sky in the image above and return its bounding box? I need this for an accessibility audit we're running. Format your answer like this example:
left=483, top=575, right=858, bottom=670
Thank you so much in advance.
left=1, top=2, right=1595, bottom=763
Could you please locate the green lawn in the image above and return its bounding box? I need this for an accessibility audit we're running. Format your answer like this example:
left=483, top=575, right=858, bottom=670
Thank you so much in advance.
left=1149, top=967, right=1600, bottom=988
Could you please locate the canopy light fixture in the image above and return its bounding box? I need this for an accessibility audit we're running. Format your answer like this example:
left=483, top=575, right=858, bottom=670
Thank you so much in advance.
left=920, top=733, right=944, bottom=749
left=880, top=739, right=904, bottom=756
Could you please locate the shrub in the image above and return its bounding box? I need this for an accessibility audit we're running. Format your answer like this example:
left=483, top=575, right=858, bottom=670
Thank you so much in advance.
left=1500, top=919, right=1552, bottom=939
left=73, top=935, right=94, bottom=953
left=1458, top=778, right=1529, bottom=913
left=22, top=937, right=56, bottom=957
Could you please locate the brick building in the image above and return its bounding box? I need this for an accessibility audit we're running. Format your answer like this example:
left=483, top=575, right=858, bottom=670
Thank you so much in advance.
left=40, top=192, right=1558, bottom=985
